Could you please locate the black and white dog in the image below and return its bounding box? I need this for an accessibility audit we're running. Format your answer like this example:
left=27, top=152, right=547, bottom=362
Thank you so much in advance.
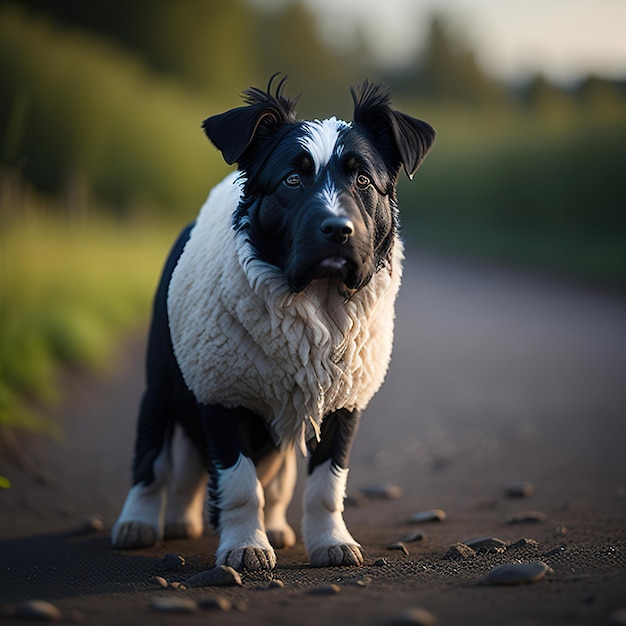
left=112, top=77, right=435, bottom=570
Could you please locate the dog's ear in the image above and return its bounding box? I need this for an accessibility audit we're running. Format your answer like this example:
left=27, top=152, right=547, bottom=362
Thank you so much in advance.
left=351, top=81, right=436, bottom=180
left=202, top=74, right=300, bottom=165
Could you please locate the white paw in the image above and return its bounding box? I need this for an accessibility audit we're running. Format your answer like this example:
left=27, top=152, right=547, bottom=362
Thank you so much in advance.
left=266, top=525, right=296, bottom=550
left=111, top=521, right=159, bottom=549
left=217, top=546, right=277, bottom=571
left=309, top=543, right=364, bottom=567
left=303, top=460, right=363, bottom=567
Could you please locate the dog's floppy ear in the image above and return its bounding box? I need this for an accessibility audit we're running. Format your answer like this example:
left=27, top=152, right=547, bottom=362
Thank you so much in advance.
left=202, top=74, right=300, bottom=165
left=351, top=81, right=436, bottom=180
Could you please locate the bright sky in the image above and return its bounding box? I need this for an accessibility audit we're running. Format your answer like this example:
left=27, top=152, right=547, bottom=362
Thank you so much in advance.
left=296, top=0, right=626, bottom=83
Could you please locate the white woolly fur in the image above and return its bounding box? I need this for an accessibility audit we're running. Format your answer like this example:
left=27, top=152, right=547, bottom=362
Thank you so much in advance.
left=168, top=171, right=403, bottom=450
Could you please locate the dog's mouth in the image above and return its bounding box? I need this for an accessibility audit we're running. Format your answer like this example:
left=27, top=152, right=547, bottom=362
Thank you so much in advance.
left=314, top=256, right=350, bottom=280
left=289, top=255, right=360, bottom=293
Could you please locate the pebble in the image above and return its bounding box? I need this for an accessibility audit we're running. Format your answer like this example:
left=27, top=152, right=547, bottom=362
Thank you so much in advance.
left=386, top=607, right=437, bottom=626
left=11, top=599, right=63, bottom=621
left=386, top=541, right=409, bottom=556
left=554, top=523, right=568, bottom=535
left=505, top=481, right=534, bottom=498
left=169, top=581, right=187, bottom=590
left=399, top=531, right=424, bottom=543
left=265, top=579, right=285, bottom=589
left=337, top=574, right=372, bottom=587
left=542, top=544, right=567, bottom=557
left=185, top=565, right=243, bottom=587
left=485, top=561, right=552, bottom=586
left=307, top=584, right=341, bottom=595
left=445, top=543, right=476, bottom=560
left=161, top=553, right=185, bottom=570
left=409, top=509, right=447, bottom=523
left=464, top=537, right=507, bottom=553
left=508, top=538, right=539, bottom=549
left=150, top=597, right=198, bottom=613
left=72, top=514, right=106, bottom=536
left=374, top=558, right=389, bottom=567
left=506, top=510, right=546, bottom=524
left=198, top=595, right=232, bottom=611
left=154, top=575, right=168, bottom=588
left=361, top=484, right=403, bottom=500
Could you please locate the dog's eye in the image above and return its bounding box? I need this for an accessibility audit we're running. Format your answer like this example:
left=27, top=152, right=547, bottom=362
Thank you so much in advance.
left=356, top=174, right=371, bottom=189
left=284, top=173, right=301, bottom=188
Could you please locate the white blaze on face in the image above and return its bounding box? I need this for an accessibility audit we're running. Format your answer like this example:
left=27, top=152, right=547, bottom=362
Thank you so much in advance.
left=319, top=174, right=342, bottom=216
left=300, top=117, right=349, bottom=175
left=300, top=117, right=349, bottom=217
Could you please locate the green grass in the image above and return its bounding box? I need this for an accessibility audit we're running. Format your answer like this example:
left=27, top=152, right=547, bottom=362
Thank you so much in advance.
left=0, top=183, right=176, bottom=435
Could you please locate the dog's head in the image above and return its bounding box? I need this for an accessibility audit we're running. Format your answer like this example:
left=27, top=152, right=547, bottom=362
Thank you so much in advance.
left=202, top=75, right=436, bottom=296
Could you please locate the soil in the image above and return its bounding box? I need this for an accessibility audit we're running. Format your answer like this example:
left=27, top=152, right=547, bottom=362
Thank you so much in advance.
left=1, top=249, right=625, bottom=625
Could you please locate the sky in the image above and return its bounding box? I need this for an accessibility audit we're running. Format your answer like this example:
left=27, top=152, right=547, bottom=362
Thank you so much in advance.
left=291, top=0, right=626, bottom=84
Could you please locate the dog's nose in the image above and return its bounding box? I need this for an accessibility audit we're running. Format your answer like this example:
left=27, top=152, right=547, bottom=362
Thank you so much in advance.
left=320, top=216, right=354, bottom=244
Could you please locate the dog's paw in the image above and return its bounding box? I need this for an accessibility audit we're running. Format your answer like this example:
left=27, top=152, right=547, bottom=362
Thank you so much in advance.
left=164, top=520, right=203, bottom=541
left=111, top=521, right=159, bottom=549
left=266, top=525, right=296, bottom=550
left=218, top=546, right=277, bottom=571
left=309, top=543, right=364, bottom=567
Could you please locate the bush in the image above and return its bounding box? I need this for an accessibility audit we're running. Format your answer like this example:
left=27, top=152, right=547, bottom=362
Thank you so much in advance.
left=0, top=5, right=227, bottom=217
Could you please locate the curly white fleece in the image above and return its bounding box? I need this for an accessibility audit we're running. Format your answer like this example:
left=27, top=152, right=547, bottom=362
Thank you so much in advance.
left=168, top=172, right=403, bottom=450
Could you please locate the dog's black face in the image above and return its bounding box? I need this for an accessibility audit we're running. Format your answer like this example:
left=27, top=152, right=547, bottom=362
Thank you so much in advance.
left=202, top=77, right=436, bottom=294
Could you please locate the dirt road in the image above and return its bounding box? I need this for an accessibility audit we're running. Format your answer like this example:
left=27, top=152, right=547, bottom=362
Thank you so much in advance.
left=1, top=248, right=625, bottom=625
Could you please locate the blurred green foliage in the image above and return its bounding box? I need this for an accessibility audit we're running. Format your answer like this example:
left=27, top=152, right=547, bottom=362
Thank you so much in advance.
left=1, top=1, right=624, bottom=253
left=0, top=0, right=625, bottom=433
left=397, top=103, right=626, bottom=281
left=0, top=4, right=227, bottom=217
left=0, top=172, right=174, bottom=432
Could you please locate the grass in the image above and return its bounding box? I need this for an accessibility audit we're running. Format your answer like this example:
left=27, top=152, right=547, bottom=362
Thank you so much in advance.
left=0, top=178, right=176, bottom=436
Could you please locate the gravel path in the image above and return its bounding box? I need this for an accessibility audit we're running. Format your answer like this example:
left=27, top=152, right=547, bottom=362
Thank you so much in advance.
left=1, top=248, right=625, bottom=625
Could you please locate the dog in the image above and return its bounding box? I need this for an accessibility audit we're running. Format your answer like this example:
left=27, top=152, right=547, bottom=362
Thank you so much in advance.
left=112, top=76, right=435, bottom=570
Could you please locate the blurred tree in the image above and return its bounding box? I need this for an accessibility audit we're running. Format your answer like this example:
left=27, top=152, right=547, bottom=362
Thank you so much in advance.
left=518, top=74, right=577, bottom=127
left=387, top=14, right=508, bottom=108
left=129, top=0, right=260, bottom=98
left=576, top=75, right=626, bottom=117
left=253, top=2, right=352, bottom=117
left=4, top=0, right=261, bottom=97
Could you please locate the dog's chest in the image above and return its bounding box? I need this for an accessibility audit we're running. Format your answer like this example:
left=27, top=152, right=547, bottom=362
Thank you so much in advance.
left=167, top=174, right=401, bottom=447
left=227, top=281, right=373, bottom=441
left=171, top=260, right=388, bottom=446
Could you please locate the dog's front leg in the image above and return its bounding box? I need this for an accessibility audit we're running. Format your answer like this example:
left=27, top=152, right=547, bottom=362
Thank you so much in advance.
left=303, top=408, right=364, bottom=567
left=201, top=404, right=276, bottom=571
